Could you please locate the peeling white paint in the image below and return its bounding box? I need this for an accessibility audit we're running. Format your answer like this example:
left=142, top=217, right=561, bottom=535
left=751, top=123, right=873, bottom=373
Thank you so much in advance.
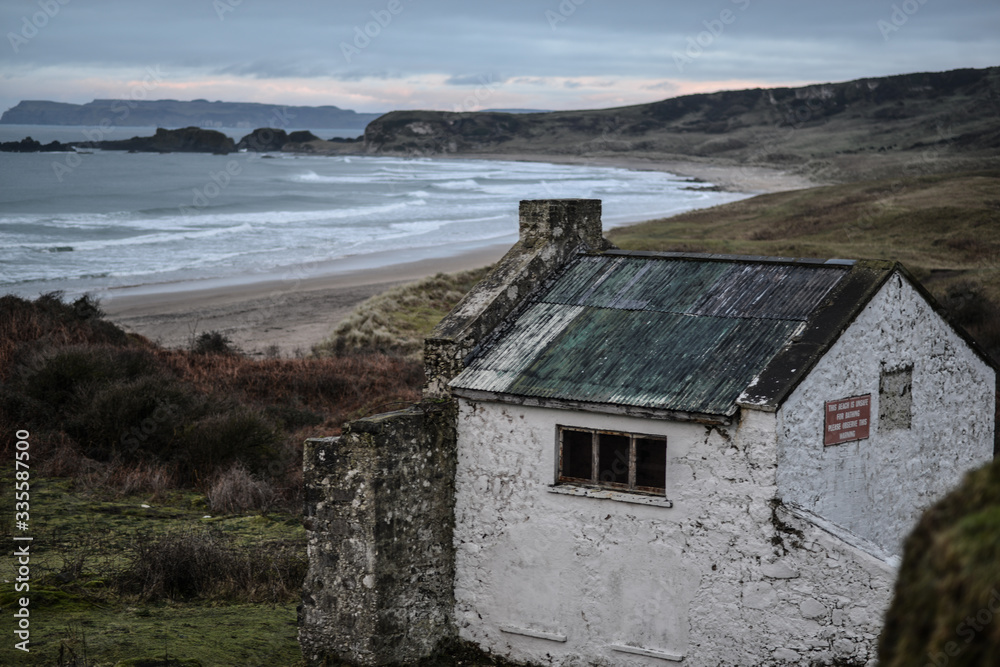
left=776, top=272, right=995, bottom=555
left=454, top=400, right=898, bottom=666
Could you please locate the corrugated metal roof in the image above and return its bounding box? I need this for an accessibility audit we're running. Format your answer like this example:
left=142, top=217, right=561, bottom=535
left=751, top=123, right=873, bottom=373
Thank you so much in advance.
left=452, top=253, right=849, bottom=416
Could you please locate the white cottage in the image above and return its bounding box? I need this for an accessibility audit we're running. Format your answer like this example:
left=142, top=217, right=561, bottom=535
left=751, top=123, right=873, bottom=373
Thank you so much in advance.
left=300, top=199, right=997, bottom=667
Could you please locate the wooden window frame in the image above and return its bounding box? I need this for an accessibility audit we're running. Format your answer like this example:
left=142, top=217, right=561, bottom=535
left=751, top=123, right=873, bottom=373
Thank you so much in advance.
left=557, top=425, right=667, bottom=496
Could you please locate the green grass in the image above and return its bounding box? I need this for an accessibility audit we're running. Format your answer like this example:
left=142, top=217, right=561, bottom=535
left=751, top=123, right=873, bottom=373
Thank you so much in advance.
left=0, top=476, right=305, bottom=666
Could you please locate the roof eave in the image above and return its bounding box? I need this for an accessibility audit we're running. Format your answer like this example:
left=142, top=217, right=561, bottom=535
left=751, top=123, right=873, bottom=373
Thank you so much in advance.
left=451, top=387, right=734, bottom=426
left=736, top=259, right=897, bottom=411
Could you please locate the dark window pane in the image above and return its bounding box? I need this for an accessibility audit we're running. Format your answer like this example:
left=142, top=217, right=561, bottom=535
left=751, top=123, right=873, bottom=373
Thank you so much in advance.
left=598, top=433, right=630, bottom=486
left=561, top=429, right=592, bottom=481
left=635, top=437, right=666, bottom=491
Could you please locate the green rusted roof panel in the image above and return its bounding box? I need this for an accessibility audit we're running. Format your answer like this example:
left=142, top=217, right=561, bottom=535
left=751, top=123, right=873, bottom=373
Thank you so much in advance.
left=505, top=310, right=800, bottom=414
left=451, top=253, right=850, bottom=416
left=543, top=255, right=845, bottom=320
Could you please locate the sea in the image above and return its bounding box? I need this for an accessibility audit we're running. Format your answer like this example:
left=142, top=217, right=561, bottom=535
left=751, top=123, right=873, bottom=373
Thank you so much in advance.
left=0, top=124, right=748, bottom=300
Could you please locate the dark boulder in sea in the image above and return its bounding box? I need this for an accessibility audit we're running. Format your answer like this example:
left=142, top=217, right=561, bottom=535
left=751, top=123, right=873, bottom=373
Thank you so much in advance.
left=0, top=136, right=75, bottom=152
left=74, top=127, right=236, bottom=154
left=236, top=127, right=288, bottom=152
left=286, top=130, right=320, bottom=143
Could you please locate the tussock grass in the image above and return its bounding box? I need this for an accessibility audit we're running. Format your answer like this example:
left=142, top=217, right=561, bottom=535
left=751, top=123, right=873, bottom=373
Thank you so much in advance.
left=113, top=529, right=305, bottom=603
left=314, top=266, right=492, bottom=359
left=205, top=463, right=277, bottom=514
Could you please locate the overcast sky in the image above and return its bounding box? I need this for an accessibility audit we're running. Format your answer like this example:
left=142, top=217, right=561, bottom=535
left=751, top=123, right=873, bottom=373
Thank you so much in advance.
left=1, top=0, right=997, bottom=115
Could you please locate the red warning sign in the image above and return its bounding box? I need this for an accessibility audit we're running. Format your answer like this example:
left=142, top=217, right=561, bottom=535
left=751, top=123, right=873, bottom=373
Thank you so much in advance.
left=824, top=394, right=871, bottom=446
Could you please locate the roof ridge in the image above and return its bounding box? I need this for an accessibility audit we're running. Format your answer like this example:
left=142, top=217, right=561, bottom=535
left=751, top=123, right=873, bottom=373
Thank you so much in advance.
left=602, top=249, right=861, bottom=267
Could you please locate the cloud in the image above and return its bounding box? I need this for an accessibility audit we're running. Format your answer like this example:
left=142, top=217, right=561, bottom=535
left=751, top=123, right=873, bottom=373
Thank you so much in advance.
left=0, top=0, right=996, bottom=114
left=445, top=73, right=508, bottom=86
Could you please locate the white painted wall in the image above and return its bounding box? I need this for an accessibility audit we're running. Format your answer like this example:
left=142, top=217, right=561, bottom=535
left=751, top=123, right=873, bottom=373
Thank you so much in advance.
left=776, top=271, right=996, bottom=556
left=454, top=400, right=896, bottom=666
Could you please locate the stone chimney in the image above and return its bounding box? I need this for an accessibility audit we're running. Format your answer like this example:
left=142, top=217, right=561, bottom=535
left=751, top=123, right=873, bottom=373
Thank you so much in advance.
left=423, top=199, right=611, bottom=398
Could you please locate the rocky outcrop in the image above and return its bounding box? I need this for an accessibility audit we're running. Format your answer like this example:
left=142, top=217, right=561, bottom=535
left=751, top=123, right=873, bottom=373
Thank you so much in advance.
left=0, top=136, right=74, bottom=152
left=236, top=128, right=288, bottom=152
left=75, top=127, right=236, bottom=154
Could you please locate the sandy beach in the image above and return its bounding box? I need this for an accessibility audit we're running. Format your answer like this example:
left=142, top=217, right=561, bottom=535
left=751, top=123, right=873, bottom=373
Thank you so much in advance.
left=103, top=156, right=816, bottom=356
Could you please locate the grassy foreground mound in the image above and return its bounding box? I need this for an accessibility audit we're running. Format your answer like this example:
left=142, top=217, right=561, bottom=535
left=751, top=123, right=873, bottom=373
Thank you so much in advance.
left=878, top=457, right=1000, bottom=667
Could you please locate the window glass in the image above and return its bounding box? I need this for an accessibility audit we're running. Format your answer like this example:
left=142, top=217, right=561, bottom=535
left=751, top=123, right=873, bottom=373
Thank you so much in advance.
left=561, top=429, right=592, bottom=481
left=635, top=437, right=666, bottom=491
left=598, top=433, right=630, bottom=486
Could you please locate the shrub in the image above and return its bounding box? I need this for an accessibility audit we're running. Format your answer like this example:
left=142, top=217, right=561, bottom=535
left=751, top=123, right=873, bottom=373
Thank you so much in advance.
left=205, top=463, right=276, bottom=514
left=878, top=458, right=1000, bottom=666
left=190, top=330, right=239, bottom=355
left=113, top=529, right=306, bottom=603
left=175, top=408, right=281, bottom=481
left=64, top=373, right=197, bottom=462
left=14, top=344, right=161, bottom=413
left=0, top=293, right=127, bottom=373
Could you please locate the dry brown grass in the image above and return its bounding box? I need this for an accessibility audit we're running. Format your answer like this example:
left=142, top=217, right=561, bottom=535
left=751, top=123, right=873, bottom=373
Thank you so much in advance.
left=0, top=293, right=424, bottom=506
left=205, top=463, right=277, bottom=514
left=113, top=529, right=306, bottom=603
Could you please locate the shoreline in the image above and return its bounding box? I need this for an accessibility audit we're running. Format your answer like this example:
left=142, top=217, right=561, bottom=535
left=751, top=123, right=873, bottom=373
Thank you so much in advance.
left=99, top=153, right=816, bottom=355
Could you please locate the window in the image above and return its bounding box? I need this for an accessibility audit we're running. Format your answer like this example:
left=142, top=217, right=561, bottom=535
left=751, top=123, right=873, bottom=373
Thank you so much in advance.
left=558, top=426, right=666, bottom=495
left=879, top=364, right=913, bottom=431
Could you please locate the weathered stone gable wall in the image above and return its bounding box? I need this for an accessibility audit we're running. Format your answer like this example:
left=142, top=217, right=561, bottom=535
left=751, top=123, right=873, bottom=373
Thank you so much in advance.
left=453, top=401, right=895, bottom=666
left=776, top=271, right=996, bottom=556
left=299, top=403, right=458, bottom=666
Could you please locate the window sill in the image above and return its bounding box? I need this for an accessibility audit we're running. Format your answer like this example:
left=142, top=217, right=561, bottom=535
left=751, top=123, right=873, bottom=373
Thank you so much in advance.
left=547, top=484, right=673, bottom=508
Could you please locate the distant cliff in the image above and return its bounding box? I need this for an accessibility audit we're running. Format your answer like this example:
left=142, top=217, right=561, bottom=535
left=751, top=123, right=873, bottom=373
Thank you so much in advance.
left=0, top=99, right=383, bottom=130
left=363, top=66, right=1000, bottom=182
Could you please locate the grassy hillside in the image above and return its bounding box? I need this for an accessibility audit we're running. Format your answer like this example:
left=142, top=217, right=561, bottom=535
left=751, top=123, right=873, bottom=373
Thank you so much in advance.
left=363, top=67, right=1000, bottom=183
